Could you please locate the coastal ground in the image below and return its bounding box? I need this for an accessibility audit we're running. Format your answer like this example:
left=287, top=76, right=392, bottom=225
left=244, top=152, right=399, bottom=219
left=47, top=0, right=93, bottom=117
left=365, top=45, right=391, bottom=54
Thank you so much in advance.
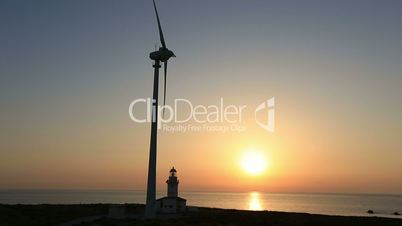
left=0, top=204, right=401, bottom=226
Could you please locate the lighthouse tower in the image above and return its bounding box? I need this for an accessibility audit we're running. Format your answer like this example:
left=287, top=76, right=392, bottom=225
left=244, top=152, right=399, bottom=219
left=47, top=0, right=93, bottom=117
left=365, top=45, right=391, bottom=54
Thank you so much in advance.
left=156, top=167, right=187, bottom=213
left=167, top=167, right=178, bottom=197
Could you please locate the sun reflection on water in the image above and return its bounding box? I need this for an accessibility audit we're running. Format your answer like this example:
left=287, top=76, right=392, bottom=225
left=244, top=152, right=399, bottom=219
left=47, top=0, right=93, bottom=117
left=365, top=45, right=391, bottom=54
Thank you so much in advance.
left=248, top=192, right=263, bottom=211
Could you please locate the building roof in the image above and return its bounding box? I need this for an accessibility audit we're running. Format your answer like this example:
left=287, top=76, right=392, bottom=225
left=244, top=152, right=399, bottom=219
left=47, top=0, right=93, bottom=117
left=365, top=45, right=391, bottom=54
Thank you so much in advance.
left=156, top=196, right=186, bottom=202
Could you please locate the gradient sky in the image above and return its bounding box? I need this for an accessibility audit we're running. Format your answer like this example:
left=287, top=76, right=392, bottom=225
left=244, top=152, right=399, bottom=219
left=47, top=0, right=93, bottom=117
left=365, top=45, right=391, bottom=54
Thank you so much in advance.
left=1, top=0, right=402, bottom=194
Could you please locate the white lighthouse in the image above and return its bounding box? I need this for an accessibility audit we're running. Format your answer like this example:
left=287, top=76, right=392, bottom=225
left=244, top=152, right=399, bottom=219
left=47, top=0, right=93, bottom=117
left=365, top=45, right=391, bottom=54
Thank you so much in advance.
left=156, top=167, right=186, bottom=213
left=167, top=167, right=178, bottom=197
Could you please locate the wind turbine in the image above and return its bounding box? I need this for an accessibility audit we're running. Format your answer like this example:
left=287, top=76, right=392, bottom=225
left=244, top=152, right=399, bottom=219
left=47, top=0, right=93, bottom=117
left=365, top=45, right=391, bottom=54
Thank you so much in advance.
left=145, top=0, right=175, bottom=218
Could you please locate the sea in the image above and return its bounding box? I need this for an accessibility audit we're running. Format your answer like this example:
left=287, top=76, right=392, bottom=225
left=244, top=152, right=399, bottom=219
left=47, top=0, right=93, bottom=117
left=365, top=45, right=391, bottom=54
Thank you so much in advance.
left=0, top=190, right=401, bottom=218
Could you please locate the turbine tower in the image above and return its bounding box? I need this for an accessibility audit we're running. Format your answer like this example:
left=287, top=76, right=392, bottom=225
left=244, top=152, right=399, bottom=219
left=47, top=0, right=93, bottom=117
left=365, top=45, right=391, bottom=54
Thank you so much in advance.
left=145, top=0, right=175, bottom=218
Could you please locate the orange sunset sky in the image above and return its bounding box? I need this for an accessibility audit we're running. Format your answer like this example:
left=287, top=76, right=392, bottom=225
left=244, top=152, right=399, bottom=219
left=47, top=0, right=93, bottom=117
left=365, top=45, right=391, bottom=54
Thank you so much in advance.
left=1, top=0, right=402, bottom=194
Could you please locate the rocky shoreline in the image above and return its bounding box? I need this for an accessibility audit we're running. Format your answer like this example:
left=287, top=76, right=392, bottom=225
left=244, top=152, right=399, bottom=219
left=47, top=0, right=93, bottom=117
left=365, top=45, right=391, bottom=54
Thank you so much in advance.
left=1, top=204, right=401, bottom=226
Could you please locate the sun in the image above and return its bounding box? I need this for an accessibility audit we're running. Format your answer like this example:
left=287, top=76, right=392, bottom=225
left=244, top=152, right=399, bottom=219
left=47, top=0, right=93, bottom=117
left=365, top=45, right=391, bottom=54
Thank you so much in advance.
left=241, top=150, right=267, bottom=175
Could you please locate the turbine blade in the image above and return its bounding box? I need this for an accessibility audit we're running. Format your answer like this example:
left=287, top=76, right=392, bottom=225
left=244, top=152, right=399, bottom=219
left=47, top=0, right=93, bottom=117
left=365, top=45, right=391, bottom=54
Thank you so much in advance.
left=152, top=0, right=166, bottom=48
left=162, top=60, right=168, bottom=118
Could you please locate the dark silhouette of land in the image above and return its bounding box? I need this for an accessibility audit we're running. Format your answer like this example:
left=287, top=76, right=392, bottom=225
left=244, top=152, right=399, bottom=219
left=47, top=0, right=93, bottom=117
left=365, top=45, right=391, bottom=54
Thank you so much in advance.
left=1, top=204, right=401, bottom=226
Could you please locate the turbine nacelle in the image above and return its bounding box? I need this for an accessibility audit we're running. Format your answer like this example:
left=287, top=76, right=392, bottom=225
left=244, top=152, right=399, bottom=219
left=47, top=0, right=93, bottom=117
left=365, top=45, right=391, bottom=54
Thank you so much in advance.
left=150, top=47, right=175, bottom=62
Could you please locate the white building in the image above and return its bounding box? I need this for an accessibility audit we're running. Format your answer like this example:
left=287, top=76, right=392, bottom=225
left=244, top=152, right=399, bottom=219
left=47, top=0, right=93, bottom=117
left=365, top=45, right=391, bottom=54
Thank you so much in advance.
left=156, top=167, right=186, bottom=213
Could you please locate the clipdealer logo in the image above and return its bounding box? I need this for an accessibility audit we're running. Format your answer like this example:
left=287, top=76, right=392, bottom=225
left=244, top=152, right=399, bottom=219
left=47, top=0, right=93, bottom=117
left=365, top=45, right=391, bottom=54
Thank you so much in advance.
left=129, top=98, right=275, bottom=133
left=254, top=97, right=275, bottom=133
